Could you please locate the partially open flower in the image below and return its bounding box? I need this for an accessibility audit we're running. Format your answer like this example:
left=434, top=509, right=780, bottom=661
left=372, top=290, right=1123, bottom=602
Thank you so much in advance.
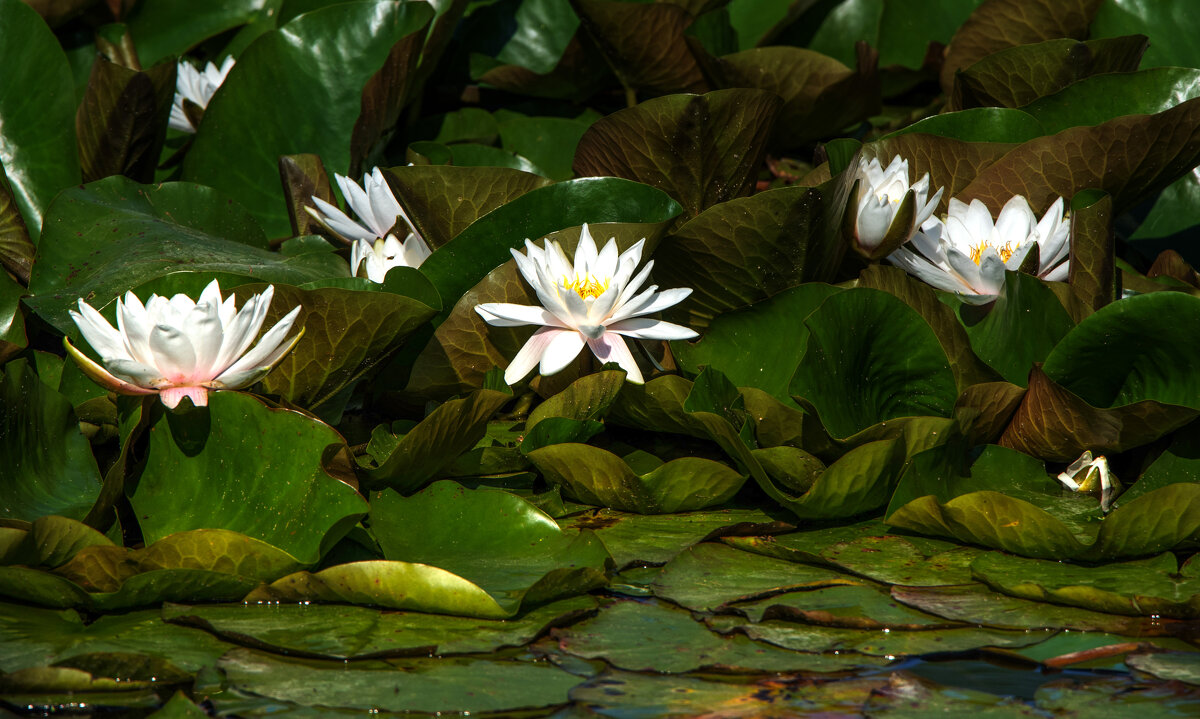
left=66, top=280, right=303, bottom=409
left=305, top=167, right=431, bottom=282
left=848, top=155, right=943, bottom=260
left=168, top=56, right=235, bottom=133
left=475, top=224, right=698, bottom=385
left=887, top=195, right=1070, bottom=304
left=1057, top=450, right=1122, bottom=512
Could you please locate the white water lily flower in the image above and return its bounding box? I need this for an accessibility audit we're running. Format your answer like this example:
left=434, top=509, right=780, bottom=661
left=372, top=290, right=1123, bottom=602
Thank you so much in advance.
left=65, top=280, right=303, bottom=409
left=475, top=224, right=698, bottom=385
left=1057, top=450, right=1123, bottom=512
left=304, top=167, right=431, bottom=281
left=887, top=195, right=1070, bottom=304
left=850, top=155, right=943, bottom=258
left=168, top=56, right=235, bottom=133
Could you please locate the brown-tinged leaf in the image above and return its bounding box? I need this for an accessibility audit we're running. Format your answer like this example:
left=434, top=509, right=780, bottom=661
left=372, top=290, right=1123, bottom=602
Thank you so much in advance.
left=959, top=97, right=1200, bottom=216
left=951, top=35, right=1148, bottom=110
left=279, top=154, right=336, bottom=239
left=384, top=165, right=551, bottom=250
left=573, top=89, right=780, bottom=217
left=940, top=0, right=1104, bottom=94
left=0, top=171, right=33, bottom=284
left=704, top=42, right=881, bottom=149
left=20, top=0, right=94, bottom=27
left=349, top=22, right=428, bottom=178
left=653, top=186, right=832, bottom=329
left=1147, top=249, right=1200, bottom=289
left=998, top=366, right=1197, bottom=462
left=75, top=56, right=176, bottom=184
left=857, top=264, right=999, bottom=392
left=477, top=33, right=613, bottom=102
left=954, top=381, right=1026, bottom=445
left=1068, top=189, right=1117, bottom=312
left=570, top=0, right=709, bottom=97
left=94, top=22, right=140, bottom=70
left=232, top=282, right=439, bottom=410
left=861, top=134, right=1015, bottom=214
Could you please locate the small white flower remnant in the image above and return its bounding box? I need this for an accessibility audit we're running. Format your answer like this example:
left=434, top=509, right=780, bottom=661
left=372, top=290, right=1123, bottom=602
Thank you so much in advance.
left=475, top=224, right=698, bottom=385
left=65, top=280, right=303, bottom=409
left=305, top=167, right=431, bottom=282
left=168, top=56, right=235, bottom=133
left=888, top=195, right=1070, bottom=304
left=1057, top=450, right=1123, bottom=512
left=850, top=155, right=943, bottom=259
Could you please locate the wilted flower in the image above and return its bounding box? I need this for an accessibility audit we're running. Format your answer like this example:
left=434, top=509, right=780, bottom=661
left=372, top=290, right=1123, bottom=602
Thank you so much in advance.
left=849, top=155, right=943, bottom=259
left=1057, top=450, right=1122, bottom=512
left=475, top=224, right=697, bottom=385
left=888, top=195, right=1070, bottom=304
left=305, top=167, right=431, bottom=282
left=65, top=280, right=303, bottom=409
left=168, top=56, right=235, bottom=133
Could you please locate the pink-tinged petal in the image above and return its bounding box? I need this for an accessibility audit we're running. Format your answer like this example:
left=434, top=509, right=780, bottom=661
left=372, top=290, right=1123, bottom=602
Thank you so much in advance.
left=217, top=306, right=302, bottom=380
left=63, top=337, right=157, bottom=396
left=607, top=317, right=698, bottom=340
left=184, top=295, right=224, bottom=376
left=539, top=328, right=587, bottom=376
left=149, top=324, right=199, bottom=381
left=160, top=386, right=209, bottom=409
left=70, top=301, right=127, bottom=360
left=475, top=303, right=567, bottom=328
left=587, top=334, right=642, bottom=383
left=504, top=326, right=563, bottom=385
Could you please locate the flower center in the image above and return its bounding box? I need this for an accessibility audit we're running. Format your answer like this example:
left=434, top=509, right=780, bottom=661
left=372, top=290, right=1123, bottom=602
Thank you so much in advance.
left=563, top=274, right=610, bottom=300
left=969, top=240, right=1022, bottom=266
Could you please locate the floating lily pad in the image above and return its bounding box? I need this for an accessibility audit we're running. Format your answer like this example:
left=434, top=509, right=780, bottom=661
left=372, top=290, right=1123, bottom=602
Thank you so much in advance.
left=11, top=516, right=113, bottom=568
left=368, top=481, right=611, bottom=614
left=650, top=543, right=861, bottom=612
left=554, top=600, right=880, bottom=673
left=129, top=391, right=368, bottom=565
left=0, top=601, right=233, bottom=673
left=217, top=647, right=583, bottom=714
left=162, top=595, right=595, bottom=660
left=1127, top=652, right=1200, bottom=686
left=527, top=443, right=746, bottom=513
left=970, top=552, right=1200, bottom=619
left=732, top=585, right=961, bottom=630
left=526, top=369, right=625, bottom=431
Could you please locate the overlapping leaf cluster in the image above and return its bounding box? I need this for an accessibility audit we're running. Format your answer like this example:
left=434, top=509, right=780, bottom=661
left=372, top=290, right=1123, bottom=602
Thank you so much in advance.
left=2, top=0, right=1200, bottom=713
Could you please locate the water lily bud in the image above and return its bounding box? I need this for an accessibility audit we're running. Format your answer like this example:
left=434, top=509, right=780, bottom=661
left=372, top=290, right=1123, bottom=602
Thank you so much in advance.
left=849, top=155, right=944, bottom=260
left=168, top=56, right=235, bottom=133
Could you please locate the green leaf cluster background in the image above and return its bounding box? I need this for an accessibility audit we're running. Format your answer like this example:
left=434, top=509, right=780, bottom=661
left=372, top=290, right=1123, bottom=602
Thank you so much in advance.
left=3, top=0, right=1200, bottom=714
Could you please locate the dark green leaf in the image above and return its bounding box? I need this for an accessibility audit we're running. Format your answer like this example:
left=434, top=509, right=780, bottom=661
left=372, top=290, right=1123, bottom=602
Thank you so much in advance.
left=571, top=0, right=709, bottom=96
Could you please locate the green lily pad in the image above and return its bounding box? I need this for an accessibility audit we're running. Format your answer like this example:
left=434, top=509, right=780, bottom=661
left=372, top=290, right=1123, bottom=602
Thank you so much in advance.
left=0, top=601, right=233, bottom=673
left=129, top=391, right=368, bottom=565
left=9, top=515, right=113, bottom=568
left=1090, top=0, right=1200, bottom=70
left=887, top=108, right=1047, bottom=143
left=554, top=600, right=880, bottom=673
left=217, top=647, right=583, bottom=714
left=1127, top=652, right=1200, bottom=686
left=890, top=584, right=1181, bottom=636
left=650, top=542, right=861, bottom=612
left=0, top=0, right=80, bottom=243
left=125, top=0, right=280, bottom=66
left=0, top=359, right=102, bottom=522
left=970, top=552, right=1200, bottom=619
left=527, top=443, right=746, bottom=513
left=162, top=594, right=595, bottom=660
left=24, top=177, right=338, bottom=335
left=572, top=89, right=780, bottom=217
left=1022, top=67, right=1200, bottom=134
left=732, top=585, right=961, bottom=630
left=368, top=481, right=611, bottom=614
left=182, top=1, right=433, bottom=236
left=557, top=506, right=789, bottom=568
left=790, top=288, right=957, bottom=440
left=358, top=389, right=511, bottom=492
left=527, top=369, right=626, bottom=430
left=230, top=281, right=438, bottom=410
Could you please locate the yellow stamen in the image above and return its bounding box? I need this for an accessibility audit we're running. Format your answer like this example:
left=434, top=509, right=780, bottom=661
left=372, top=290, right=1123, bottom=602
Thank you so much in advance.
left=563, top=274, right=610, bottom=300
left=969, top=241, right=1021, bottom=266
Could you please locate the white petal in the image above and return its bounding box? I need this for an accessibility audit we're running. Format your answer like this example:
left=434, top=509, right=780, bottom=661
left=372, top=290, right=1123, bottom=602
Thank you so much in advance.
left=593, top=237, right=621, bottom=279
left=573, top=223, right=598, bottom=278
left=149, top=324, right=199, bottom=382
left=1042, top=261, right=1070, bottom=282
left=855, top=197, right=894, bottom=249
left=70, top=301, right=128, bottom=360
left=475, top=303, right=567, bottom=328
left=587, top=334, right=642, bottom=383
left=308, top=197, right=374, bottom=244
left=217, top=305, right=301, bottom=379
left=607, top=317, right=698, bottom=340
left=539, top=329, right=587, bottom=376
left=117, top=293, right=155, bottom=365
left=106, top=358, right=167, bottom=387
left=184, top=296, right=225, bottom=377
left=365, top=168, right=402, bottom=237
left=503, top=326, right=561, bottom=385
left=994, top=195, right=1036, bottom=245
